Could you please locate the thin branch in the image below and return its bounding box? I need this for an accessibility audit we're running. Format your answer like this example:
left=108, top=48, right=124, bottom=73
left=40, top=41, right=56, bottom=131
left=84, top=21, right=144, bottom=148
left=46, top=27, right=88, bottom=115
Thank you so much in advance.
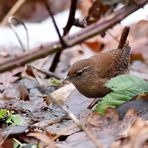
left=43, top=91, right=103, bottom=148
left=63, top=0, right=78, bottom=36
left=29, top=64, right=62, bottom=80
left=1, top=0, right=26, bottom=26
left=0, top=43, right=61, bottom=73
left=49, top=0, right=78, bottom=72
left=43, top=0, right=67, bottom=73
left=8, top=16, right=29, bottom=51
left=0, top=0, right=147, bottom=73
left=107, top=31, right=119, bottom=43
left=52, top=124, right=77, bottom=141
left=67, top=0, right=147, bottom=45
left=8, top=17, right=24, bottom=51
left=49, top=51, right=62, bottom=72
left=43, top=0, right=66, bottom=47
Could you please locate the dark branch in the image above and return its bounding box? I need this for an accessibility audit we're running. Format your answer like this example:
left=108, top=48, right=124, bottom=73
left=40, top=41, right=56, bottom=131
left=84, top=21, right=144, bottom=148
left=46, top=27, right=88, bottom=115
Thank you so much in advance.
left=74, top=18, right=86, bottom=28
left=63, top=0, right=78, bottom=36
left=0, top=0, right=147, bottom=73
left=49, top=51, right=62, bottom=72
left=49, top=0, right=78, bottom=72
left=43, top=0, right=67, bottom=47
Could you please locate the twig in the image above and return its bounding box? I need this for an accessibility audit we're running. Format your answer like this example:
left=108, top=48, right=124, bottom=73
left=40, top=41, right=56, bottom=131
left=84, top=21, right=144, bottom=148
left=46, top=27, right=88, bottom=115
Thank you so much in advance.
left=67, top=0, right=146, bottom=45
left=0, top=43, right=61, bottom=72
left=0, top=0, right=147, bottom=73
left=30, top=65, right=45, bottom=87
left=49, top=0, right=78, bottom=72
left=43, top=91, right=103, bottom=148
left=63, top=0, right=78, bottom=36
left=49, top=50, right=62, bottom=72
left=107, top=31, right=119, bottom=43
left=33, top=115, right=69, bottom=127
left=52, top=124, right=77, bottom=141
left=1, top=0, right=26, bottom=26
left=43, top=0, right=66, bottom=47
left=29, top=64, right=62, bottom=80
left=8, top=16, right=29, bottom=51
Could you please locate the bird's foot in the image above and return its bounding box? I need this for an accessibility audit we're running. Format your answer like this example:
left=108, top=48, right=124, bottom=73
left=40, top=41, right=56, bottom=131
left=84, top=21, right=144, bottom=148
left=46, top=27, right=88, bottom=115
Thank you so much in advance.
left=87, top=98, right=102, bottom=109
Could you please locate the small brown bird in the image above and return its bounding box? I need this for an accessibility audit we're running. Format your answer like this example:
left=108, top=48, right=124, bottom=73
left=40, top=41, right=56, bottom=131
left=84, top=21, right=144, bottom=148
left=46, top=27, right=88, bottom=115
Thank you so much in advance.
left=66, top=27, right=131, bottom=105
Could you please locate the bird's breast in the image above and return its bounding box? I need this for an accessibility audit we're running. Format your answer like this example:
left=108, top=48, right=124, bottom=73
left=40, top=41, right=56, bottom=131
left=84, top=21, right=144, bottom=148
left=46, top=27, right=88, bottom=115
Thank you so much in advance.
left=72, top=77, right=111, bottom=98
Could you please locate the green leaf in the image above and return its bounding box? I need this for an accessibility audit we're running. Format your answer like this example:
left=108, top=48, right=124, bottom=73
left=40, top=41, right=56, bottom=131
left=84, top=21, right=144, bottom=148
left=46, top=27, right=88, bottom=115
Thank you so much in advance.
left=106, top=74, right=148, bottom=92
left=0, top=109, right=8, bottom=119
left=95, top=74, right=148, bottom=115
left=6, top=115, right=25, bottom=126
left=48, top=78, right=61, bottom=86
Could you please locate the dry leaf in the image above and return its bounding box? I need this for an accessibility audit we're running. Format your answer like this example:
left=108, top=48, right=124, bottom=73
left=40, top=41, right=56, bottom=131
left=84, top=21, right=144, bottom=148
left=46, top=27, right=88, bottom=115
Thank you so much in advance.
left=131, top=53, right=145, bottom=63
left=112, top=119, right=148, bottom=148
left=28, top=131, right=56, bottom=148
left=131, top=20, right=148, bottom=39
left=78, top=0, right=92, bottom=16
left=0, top=67, right=24, bottom=87
left=3, top=84, right=29, bottom=101
left=86, top=0, right=109, bottom=25
left=85, top=108, right=119, bottom=129
left=84, top=41, right=104, bottom=52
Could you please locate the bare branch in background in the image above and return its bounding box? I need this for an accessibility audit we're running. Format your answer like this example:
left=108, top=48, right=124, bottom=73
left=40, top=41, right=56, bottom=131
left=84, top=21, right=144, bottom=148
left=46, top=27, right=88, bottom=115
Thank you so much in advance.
left=49, top=0, right=78, bottom=72
left=43, top=0, right=67, bottom=48
left=63, top=0, right=78, bottom=36
left=8, top=16, right=29, bottom=52
left=49, top=50, right=62, bottom=72
left=0, top=0, right=147, bottom=73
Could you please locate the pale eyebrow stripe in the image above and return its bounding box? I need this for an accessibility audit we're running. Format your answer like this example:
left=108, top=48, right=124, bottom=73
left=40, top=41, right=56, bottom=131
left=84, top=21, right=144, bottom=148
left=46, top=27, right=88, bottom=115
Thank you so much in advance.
left=77, top=66, right=90, bottom=73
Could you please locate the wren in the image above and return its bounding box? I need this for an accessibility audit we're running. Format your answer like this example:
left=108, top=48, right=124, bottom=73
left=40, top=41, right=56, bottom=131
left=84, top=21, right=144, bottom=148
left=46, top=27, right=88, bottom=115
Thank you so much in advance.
left=66, top=27, right=131, bottom=101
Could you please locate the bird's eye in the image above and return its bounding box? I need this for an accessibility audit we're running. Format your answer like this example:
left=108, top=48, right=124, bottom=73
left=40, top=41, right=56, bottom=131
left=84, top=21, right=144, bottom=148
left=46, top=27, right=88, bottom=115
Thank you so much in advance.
left=76, top=71, right=83, bottom=76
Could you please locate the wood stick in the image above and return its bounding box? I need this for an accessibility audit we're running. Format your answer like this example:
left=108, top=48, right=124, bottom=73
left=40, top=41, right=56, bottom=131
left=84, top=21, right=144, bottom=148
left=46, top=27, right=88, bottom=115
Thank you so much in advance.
left=1, top=0, right=26, bottom=26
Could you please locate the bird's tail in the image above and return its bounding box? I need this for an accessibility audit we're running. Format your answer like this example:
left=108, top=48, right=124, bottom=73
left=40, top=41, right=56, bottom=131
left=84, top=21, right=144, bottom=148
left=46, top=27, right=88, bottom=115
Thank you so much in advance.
left=118, top=26, right=130, bottom=49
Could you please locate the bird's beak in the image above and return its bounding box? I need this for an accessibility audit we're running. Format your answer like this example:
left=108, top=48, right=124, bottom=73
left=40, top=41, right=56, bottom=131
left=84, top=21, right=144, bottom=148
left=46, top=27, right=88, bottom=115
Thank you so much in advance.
left=62, top=76, right=70, bottom=85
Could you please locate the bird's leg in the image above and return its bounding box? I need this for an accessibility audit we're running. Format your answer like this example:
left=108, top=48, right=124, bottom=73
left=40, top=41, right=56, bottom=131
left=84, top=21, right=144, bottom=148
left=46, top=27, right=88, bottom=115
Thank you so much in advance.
left=87, top=98, right=102, bottom=109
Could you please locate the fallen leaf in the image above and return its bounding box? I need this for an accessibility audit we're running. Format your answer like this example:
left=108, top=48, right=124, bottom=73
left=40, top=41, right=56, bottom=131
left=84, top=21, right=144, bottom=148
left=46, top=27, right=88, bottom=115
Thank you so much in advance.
left=3, top=84, right=29, bottom=101
left=111, top=119, right=148, bottom=148
left=0, top=73, right=19, bottom=87
left=0, top=67, right=24, bottom=87
left=23, top=66, right=35, bottom=78
left=28, top=131, right=56, bottom=148
left=86, top=0, right=109, bottom=25
left=131, top=53, right=145, bottom=63
left=131, top=20, right=148, bottom=39
left=58, top=107, right=138, bottom=148
left=84, top=41, right=104, bottom=52
left=86, top=108, right=119, bottom=129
